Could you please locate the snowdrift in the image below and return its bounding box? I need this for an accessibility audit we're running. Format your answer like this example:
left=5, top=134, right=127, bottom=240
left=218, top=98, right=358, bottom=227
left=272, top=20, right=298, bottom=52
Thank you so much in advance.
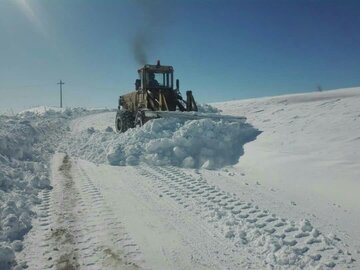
left=0, top=108, right=102, bottom=269
left=64, top=117, right=261, bottom=170
left=18, top=106, right=114, bottom=116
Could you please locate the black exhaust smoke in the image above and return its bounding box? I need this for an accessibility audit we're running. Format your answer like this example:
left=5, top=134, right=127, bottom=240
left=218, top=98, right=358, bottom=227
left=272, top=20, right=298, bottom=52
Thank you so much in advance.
left=132, top=0, right=173, bottom=66
left=133, top=30, right=148, bottom=65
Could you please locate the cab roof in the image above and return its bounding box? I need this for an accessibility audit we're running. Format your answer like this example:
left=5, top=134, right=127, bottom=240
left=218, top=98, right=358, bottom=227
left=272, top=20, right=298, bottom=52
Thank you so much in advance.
left=138, top=61, right=174, bottom=73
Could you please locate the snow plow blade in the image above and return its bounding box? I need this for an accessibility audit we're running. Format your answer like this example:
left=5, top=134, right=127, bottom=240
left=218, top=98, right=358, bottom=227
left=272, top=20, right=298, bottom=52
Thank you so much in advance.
left=144, top=110, right=247, bottom=123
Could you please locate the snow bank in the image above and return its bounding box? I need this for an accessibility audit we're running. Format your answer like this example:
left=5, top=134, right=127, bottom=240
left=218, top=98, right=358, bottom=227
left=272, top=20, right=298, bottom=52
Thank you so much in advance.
left=18, top=106, right=66, bottom=115
left=19, top=106, right=114, bottom=116
left=0, top=108, right=99, bottom=269
left=64, top=117, right=261, bottom=169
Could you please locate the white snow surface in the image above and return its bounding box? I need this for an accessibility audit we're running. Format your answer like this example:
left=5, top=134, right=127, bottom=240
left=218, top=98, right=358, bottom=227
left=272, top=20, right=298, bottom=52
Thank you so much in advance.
left=1, top=87, right=359, bottom=269
left=213, top=87, right=360, bottom=262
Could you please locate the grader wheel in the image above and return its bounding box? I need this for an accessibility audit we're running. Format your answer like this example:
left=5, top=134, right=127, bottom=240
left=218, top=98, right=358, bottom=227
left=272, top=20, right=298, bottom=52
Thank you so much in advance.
left=115, top=110, right=135, bottom=133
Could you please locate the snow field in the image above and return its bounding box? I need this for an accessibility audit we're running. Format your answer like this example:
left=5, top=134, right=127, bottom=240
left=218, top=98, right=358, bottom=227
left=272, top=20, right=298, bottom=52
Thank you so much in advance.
left=213, top=89, right=360, bottom=230
left=2, top=88, right=359, bottom=269
left=212, top=87, right=360, bottom=268
left=63, top=117, right=261, bottom=170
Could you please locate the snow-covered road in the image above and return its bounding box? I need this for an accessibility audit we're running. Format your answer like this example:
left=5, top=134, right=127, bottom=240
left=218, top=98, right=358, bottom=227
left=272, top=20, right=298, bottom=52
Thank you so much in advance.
left=20, top=150, right=354, bottom=269
left=20, top=114, right=260, bottom=269
left=2, top=87, right=359, bottom=269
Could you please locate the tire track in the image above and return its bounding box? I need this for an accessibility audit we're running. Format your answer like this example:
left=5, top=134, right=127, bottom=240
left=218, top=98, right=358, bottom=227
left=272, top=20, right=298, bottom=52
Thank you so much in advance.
left=20, top=154, right=145, bottom=270
left=76, top=162, right=145, bottom=269
left=23, top=154, right=83, bottom=270
left=139, top=165, right=355, bottom=269
left=128, top=166, right=254, bottom=269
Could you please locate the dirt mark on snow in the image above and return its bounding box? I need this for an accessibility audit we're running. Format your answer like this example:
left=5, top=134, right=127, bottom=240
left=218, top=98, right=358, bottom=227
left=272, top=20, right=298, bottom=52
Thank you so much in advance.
left=53, top=154, right=80, bottom=270
left=101, top=247, right=140, bottom=269
left=59, top=154, right=72, bottom=182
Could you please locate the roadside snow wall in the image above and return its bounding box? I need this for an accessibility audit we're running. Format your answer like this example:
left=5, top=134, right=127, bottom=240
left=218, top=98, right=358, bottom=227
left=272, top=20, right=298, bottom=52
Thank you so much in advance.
left=64, top=117, right=261, bottom=170
left=0, top=108, right=102, bottom=269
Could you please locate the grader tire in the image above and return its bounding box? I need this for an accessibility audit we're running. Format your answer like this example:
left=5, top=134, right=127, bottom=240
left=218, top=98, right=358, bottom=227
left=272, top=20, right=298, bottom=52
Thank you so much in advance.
left=115, top=110, right=135, bottom=133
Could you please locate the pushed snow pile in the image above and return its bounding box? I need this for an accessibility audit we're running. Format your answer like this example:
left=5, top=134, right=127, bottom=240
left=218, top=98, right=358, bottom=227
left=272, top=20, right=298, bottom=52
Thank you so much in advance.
left=108, top=119, right=260, bottom=169
left=197, top=103, right=222, bottom=114
left=64, top=117, right=261, bottom=169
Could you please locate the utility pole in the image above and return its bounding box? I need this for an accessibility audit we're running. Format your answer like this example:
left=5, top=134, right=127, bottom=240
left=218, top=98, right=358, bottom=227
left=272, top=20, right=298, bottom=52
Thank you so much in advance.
left=57, top=80, right=65, bottom=108
left=317, top=84, right=322, bottom=92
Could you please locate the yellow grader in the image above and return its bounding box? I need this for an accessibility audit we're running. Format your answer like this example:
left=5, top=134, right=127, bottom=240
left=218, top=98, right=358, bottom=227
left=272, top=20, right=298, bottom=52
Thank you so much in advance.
left=115, top=60, right=245, bottom=132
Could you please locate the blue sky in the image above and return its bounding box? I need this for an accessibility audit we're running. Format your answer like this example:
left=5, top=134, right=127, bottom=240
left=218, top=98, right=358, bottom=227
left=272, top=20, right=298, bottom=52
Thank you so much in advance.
left=0, top=0, right=360, bottom=112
